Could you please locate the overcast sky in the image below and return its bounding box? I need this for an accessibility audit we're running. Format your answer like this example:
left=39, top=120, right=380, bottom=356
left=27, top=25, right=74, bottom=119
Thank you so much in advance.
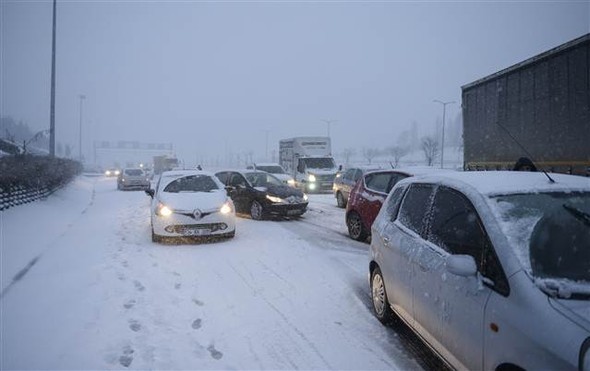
left=1, top=0, right=589, bottom=166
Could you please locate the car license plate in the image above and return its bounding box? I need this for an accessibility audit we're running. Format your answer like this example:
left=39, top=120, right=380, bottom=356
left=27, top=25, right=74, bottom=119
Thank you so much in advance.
left=287, top=209, right=302, bottom=215
left=183, top=228, right=210, bottom=236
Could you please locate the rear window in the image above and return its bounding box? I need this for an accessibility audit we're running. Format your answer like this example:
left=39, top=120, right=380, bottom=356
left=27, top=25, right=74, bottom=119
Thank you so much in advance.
left=125, top=169, right=144, bottom=176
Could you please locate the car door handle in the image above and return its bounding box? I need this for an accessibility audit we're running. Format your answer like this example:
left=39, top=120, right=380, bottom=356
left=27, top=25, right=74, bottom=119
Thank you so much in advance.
left=382, top=236, right=390, bottom=246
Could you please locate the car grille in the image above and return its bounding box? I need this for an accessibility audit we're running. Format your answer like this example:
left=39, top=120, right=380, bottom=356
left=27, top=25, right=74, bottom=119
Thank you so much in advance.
left=164, top=223, right=228, bottom=234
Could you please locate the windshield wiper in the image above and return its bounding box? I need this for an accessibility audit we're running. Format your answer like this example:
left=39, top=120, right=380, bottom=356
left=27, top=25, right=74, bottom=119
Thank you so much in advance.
left=563, top=204, right=590, bottom=227
left=537, top=278, right=590, bottom=300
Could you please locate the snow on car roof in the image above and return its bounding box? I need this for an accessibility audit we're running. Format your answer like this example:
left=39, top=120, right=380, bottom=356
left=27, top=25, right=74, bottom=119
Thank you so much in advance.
left=405, top=171, right=590, bottom=196
left=364, top=166, right=453, bottom=177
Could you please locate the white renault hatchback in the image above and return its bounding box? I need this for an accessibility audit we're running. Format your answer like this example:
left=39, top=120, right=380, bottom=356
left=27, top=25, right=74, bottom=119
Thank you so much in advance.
left=369, top=171, right=590, bottom=371
left=146, top=170, right=235, bottom=242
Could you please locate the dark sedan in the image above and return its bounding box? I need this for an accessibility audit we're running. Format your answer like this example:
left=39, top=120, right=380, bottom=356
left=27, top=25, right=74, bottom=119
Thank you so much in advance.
left=215, top=170, right=308, bottom=220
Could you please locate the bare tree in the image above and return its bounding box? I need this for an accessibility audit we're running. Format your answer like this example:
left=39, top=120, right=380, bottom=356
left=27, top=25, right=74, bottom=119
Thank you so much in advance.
left=421, top=136, right=439, bottom=166
left=340, top=148, right=356, bottom=166
left=362, top=147, right=380, bottom=164
left=385, top=145, right=408, bottom=167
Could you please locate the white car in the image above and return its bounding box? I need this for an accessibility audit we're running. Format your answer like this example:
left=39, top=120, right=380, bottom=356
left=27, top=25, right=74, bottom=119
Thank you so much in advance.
left=146, top=170, right=236, bottom=242
left=369, top=171, right=590, bottom=371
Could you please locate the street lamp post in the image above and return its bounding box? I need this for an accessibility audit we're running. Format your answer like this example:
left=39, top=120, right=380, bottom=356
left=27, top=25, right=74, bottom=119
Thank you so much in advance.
left=78, top=94, right=86, bottom=162
left=433, top=100, right=455, bottom=169
left=321, top=119, right=337, bottom=137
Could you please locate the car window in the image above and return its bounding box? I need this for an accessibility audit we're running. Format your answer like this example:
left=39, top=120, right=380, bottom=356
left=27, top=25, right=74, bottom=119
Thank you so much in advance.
left=343, top=169, right=355, bottom=181
left=125, top=169, right=143, bottom=176
left=384, top=184, right=407, bottom=221
left=229, top=173, right=247, bottom=187
left=428, top=186, right=509, bottom=295
left=365, top=173, right=393, bottom=194
left=163, top=175, right=220, bottom=193
left=245, top=172, right=283, bottom=187
left=352, top=169, right=363, bottom=181
left=386, top=174, right=408, bottom=193
left=397, top=184, right=434, bottom=236
left=428, top=187, right=486, bottom=258
left=215, top=172, right=229, bottom=185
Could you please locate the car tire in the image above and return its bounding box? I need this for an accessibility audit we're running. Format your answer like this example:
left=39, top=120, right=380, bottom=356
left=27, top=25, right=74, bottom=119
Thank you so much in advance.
left=347, top=211, right=368, bottom=241
left=371, top=266, right=395, bottom=325
left=151, top=228, right=161, bottom=243
left=250, top=200, right=264, bottom=220
left=336, top=192, right=347, bottom=208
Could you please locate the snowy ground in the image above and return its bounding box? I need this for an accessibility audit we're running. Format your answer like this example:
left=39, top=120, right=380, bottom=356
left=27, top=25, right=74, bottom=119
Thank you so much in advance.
left=1, top=175, right=443, bottom=370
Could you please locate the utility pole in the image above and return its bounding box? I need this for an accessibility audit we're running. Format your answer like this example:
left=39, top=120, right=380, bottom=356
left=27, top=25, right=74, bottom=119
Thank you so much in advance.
left=433, top=100, right=455, bottom=168
left=78, top=94, right=86, bottom=162
left=321, top=119, right=337, bottom=137
left=49, top=0, right=57, bottom=156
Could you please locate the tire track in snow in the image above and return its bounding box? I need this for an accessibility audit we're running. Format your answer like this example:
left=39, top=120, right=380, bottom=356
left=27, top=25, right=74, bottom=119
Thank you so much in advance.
left=228, top=261, right=332, bottom=369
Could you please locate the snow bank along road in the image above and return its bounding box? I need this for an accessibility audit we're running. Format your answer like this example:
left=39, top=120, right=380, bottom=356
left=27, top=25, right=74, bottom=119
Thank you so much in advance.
left=1, top=175, right=445, bottom=370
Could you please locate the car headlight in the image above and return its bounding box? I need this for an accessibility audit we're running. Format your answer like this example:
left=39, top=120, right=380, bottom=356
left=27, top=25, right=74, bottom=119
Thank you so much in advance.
left=121, top=178, right=126, bottom=182
left=308, top=174, right=316, bottom=182
left=266, top=195, right=283, bottom=203
left=287, top=179, right=296, bottom=186
left=115, top=170, right=121, bottom=176
left=105, top=170, right=111, bottom=176
left=303, top=194, right=308, bottom=202
left=220, top=201, right=233, bottom=214
left=156, top=203, right=173, bottom=217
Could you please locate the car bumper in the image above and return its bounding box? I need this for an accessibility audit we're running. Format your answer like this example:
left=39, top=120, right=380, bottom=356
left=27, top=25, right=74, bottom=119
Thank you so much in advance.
left=152, top=211, right=236, bottom=238
left=264, top=202, right=308, bottom=217
left=120, top=181, right=150, bottom=190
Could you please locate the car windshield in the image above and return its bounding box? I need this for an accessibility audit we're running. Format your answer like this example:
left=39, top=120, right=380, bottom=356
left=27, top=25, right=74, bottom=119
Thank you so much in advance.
left=245, top=172, right=283, bottom=187
left=256, top=166, right=285, bottom=174
left=490, top=191, right=590, bottom=283
left=163, top=175, right=220, bottom=193
left=302, top=157, right=336, bottom=169
left=125, top=169, right=143, bottom=176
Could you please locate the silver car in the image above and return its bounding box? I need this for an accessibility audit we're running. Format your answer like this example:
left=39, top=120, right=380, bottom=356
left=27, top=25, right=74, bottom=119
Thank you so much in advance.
left=369, top=171, right=590, bottom=370
left=117, top=167, right=150, bottom=190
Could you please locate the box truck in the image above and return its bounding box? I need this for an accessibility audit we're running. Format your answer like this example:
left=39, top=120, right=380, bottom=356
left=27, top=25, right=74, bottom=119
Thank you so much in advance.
left=279, top=136, right=338, bottom=192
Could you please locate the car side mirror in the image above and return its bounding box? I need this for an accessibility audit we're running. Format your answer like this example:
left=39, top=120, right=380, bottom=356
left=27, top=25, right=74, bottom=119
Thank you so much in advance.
left=145, top=189, right=155, bottom=198
left=445, top=254, right=477, bottom=277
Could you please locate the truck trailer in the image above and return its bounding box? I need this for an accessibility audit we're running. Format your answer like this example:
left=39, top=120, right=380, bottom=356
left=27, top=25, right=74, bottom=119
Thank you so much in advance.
left=279, top=136, right=338, bottom=192
left=461, top=33, right=589, bottom=175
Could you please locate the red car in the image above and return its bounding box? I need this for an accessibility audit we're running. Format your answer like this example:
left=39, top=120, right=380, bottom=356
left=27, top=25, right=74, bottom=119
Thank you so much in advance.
left=346, top=167, right=448, bottom=241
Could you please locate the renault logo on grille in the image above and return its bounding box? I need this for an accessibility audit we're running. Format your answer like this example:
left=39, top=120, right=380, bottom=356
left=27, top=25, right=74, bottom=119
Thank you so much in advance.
left=193, top=209, right=202, bottom=219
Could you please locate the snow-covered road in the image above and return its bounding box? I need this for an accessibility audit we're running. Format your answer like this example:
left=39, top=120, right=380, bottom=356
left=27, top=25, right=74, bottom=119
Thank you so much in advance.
left=1, top=175, right=441, bottom=370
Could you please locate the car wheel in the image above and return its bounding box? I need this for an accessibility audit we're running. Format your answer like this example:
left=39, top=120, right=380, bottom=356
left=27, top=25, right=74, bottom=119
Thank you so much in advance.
left=347, top=211, right=368, bottom=241
left=336, top=192, right=346, bottom=208
left=371, top=266, right=395, bottom=325
left=250, top=200, right=264, bottom=220
left=151, top=228, right=161, bottom=243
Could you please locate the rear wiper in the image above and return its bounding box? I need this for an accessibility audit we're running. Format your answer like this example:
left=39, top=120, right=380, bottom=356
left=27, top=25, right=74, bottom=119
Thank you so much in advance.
left=563, top=204, right=590, bottom=227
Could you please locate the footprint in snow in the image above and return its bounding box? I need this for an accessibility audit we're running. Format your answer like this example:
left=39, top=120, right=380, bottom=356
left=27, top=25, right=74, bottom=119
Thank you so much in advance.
left=175, top=283, right=181, bottom=290
left=129, top=319, right=142, bottom=332
left=133, top=280, right=145, bottom=292
left=123, top=299, right=136, bottom=309
left=119, top=345, right=134, bottom=367
left=191, top=318, right=202, bottom=329
left=207, top=344, right=223, bottom=360
left=192, top=299, right=205, bottom=306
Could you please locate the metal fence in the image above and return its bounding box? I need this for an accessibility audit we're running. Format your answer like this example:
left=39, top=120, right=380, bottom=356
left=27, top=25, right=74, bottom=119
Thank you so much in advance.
left=0, top=184, right=55, bottom=211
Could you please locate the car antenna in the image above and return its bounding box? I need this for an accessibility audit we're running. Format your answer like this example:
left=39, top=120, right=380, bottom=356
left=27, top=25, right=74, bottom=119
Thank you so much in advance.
left=496, top=122, right=555, bottom=183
